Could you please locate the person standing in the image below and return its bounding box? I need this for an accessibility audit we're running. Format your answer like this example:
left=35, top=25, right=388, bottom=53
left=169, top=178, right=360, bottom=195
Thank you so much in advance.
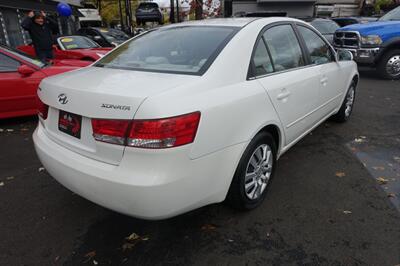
left=21, top=11, right=58, bottom=62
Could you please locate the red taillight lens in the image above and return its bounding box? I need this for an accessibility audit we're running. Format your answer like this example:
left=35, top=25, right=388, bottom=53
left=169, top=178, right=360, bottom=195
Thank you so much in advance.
left=91, top=112, right=201, bottom=149
left=128, top=112, right=201, bottom=149
left=91, top=119, right=130, bottom=145
left=36, top=97, right=48, bottom=120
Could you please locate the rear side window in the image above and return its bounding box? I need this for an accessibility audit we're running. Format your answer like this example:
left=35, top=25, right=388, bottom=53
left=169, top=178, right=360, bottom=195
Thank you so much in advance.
left=262, top=25, right=304, bottom=72
left=0, top=53, right=20, bottom=72
left=298, top=26, right=334, bottom=65
left=251, top=40, right=273, bottom=76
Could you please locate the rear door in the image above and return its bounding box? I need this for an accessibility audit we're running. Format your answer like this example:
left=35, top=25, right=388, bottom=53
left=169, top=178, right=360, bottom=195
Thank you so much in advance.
left=253, top=24, right=321, bottom=146
left=0, top=53, right=43, bottom=118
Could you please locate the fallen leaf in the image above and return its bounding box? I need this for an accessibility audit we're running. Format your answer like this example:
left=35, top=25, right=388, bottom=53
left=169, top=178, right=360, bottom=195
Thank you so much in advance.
left=83, top=251, right=96, bottom=263
left=343, top=210, right=352, bottom=214
left=376, top=177, right=389, bottom=185
left=388, top=193, right=396, bottom=198
left=6, top=176, right=14, bottom=180
left=201, top=224, right=217, bottom=231
left=372, top=166, right=385, bottom=171
left=349, top=147, right=358, bottom=152
left=38, top=167, right=45, bottom=172
left=125, top=232, right=140, bottom=241
left=84, top=251, right=96, bottom=259
left=335, top=172, right=346, bottom=177
left=122, top=242, right=137, bottom=251
left=0, top=182, right=4, bottom=187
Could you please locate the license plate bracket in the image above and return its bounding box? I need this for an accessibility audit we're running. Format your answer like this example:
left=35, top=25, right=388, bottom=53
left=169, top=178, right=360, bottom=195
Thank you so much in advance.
left=58, top=110, right=82, bottom=139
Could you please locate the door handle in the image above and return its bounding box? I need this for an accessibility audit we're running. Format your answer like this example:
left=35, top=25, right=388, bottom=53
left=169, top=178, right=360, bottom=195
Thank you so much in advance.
left=277, top=90, right=291, bottom=100
left=320, top=76, right=328, bottom=86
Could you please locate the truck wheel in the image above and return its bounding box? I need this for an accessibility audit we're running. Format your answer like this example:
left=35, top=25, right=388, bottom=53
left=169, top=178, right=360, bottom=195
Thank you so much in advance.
left=377, top=49, right=400, bottom=80
left=226, top=132, right=277, bottom=210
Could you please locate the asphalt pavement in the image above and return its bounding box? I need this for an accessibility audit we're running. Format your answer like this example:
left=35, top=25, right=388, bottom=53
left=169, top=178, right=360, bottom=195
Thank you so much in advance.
left=0, top=69, right=399, bottom=266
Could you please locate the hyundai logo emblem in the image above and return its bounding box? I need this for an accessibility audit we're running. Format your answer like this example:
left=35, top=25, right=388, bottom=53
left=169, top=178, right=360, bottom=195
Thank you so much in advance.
left=58, top=93, right=68, bottom=104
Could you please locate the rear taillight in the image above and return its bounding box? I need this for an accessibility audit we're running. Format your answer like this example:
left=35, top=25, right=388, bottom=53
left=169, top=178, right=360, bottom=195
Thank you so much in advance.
left=91, top=119, right=130, bottom=145
left=128, top=112, right=201, bottom=148
left=91, top=112, right=200, bottom=149
left=37, top=97, right=48, bottom=120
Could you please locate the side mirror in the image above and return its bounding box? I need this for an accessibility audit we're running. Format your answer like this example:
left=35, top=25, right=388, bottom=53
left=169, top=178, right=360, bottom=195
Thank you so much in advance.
left=18, top=65, right=35, bottom=76
left=337, top=49, right=354, bottom=61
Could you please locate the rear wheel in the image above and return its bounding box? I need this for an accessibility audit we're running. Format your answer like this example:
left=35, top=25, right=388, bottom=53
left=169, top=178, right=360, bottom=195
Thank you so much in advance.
left=331, top=81, right=356, bottom=123
left=377, top=49, right=400, bottom=80
left=227, top=132, right=277, bottom=210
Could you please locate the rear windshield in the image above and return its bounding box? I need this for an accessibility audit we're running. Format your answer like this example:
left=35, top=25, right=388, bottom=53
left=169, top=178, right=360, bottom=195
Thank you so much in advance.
left=95, top=26, right=238, bottom=75
left=138, top=3, right=159, bottom=8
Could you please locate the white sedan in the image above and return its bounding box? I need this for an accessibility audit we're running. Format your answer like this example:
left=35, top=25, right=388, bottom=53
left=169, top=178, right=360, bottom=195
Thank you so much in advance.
left=33, top=17, right=358, bottom=219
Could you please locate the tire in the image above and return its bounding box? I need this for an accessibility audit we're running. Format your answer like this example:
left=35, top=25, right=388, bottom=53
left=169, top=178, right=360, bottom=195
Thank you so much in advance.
left=377, top=49, right=400, bottom=80
left=331, top=80, right=356, bottom=123
left=226, top=131, right=277, bottom=210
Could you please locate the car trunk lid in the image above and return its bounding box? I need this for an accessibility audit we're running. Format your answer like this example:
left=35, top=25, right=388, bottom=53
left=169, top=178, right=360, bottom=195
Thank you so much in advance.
left=38, top=67, right=198, bottom=165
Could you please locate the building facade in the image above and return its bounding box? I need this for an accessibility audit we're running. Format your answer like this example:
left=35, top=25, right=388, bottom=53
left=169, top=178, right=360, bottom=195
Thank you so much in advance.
left=0, top=0, right=82, bottom=48
left=226, top=0, right=317, bottom=17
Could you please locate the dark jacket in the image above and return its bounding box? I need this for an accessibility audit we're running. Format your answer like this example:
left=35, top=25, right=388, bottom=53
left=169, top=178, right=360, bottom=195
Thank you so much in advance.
left=21, top=17, right=58, bottom=50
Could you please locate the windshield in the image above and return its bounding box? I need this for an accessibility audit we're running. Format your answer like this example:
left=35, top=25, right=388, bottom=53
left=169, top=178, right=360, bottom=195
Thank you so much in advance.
left=95, top=26, right=238, bottom=75
left=311, top=20, right=340, bottom=34
left=100, top=28, right=130, bottom=41
left=4, top=47, right=45, bottom=68
left=58, top=36, right=99, bottom=50
left=379, top=6, right=400, bottom=21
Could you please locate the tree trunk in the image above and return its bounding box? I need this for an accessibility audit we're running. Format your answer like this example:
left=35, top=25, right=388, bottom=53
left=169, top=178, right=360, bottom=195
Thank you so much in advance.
left=195, top=0, right=203, bottom=20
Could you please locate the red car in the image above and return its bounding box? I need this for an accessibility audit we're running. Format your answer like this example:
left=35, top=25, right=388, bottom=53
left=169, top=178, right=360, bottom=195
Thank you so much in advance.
left=0, top=45, right=90, bottom=119
left=18, top=36, right=112, bottom=62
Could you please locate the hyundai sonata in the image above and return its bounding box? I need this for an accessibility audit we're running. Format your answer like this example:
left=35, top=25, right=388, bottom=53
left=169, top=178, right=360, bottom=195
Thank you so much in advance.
left=33, top=18, right=358, bottom=219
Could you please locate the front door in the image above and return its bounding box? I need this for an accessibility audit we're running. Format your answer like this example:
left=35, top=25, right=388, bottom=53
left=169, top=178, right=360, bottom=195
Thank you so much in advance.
left=0, top=53, right=43, bottom=118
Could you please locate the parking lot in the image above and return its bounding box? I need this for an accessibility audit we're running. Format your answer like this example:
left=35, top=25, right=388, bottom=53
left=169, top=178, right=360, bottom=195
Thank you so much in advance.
left=0, top=68, right=399, bottom=266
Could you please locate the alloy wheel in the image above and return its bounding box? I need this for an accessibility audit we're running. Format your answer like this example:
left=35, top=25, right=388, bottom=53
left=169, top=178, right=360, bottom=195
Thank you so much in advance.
left=244, top=144, right=273, bottom=200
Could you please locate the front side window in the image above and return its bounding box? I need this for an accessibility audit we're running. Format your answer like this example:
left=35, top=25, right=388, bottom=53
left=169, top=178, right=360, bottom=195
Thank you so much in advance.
left=310, top=20, right=339, bottom=34
left=379, top=6, right=400, bottom=21
left=298, top=26, right=333, bottom=65
left=3, top=48, right=45, bottom=68
left=95, top=26, right=238, bottom=75
left=251, top=40, right=273, bottom=76
left=262, top=25, right=304, bottom=72
left=0, top=53, right=20, bottom=72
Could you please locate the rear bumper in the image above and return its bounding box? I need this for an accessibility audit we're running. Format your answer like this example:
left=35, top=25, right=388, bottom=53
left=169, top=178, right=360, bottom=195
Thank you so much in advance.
left=135, top=13, right=162, bottom=20
left=33, top=124, right=246, bottom=220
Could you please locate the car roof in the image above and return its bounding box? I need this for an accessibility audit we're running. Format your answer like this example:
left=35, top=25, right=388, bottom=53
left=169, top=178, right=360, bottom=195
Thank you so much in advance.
left=162, top=17, right=302, bottom=28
